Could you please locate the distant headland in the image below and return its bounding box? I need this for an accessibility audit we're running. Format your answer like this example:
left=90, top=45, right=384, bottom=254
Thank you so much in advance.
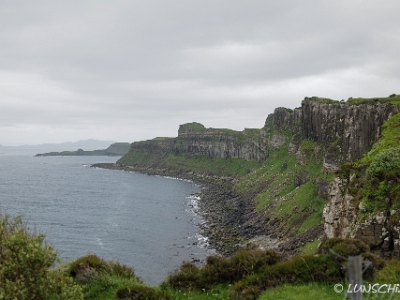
left=35, top=142, right=130, bottom=157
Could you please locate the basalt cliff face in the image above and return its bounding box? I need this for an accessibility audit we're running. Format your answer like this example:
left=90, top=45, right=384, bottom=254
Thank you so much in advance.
left=127, top=100, right=397, bottom=168
left=125, top=124, right=266, bottom=164
left=116, top=96, right=400, bottom=257
left=266, top=100, right=398, bottom=171
left=176, top=126, right=266, bottom=162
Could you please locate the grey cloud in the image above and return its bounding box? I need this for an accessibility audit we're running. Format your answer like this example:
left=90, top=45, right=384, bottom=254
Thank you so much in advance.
left=1, top=0, right=400, bottom=145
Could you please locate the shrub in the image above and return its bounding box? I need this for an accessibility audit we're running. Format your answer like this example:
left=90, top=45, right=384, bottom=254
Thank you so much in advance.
left=216, top=248, right=281, bottom=282
left=361, top=252, right=386, bottom=281
left=111, top=262, right=139, bottom=280
left=366, top=147, right=400, bottom=179
left=320, top=238, right=385, bottom=281
left=320, top=238, right=369, bottom=256
left=165, top=262, right=201, bottom=291
left=69, top=254, right=108, bottom=283
left=232, top=254, right=341, bottom=300
left=0, top=214, right=83, bottom=299
left=69, top=254, right=140, bottom=283
left=166, top=249, right=281, bottom=291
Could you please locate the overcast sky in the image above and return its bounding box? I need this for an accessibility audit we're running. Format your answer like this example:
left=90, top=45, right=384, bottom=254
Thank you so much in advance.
left=1, top=1, right=400, bottom=145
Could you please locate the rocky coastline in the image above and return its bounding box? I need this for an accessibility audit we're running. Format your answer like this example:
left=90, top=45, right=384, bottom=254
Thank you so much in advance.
left=91, top=163, right=245, bottom=255
left=91, top=163, right=321, bottom=257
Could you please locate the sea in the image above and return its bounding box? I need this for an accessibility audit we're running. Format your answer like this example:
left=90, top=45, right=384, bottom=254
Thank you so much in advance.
left=0, top=148, right=215, bottom=285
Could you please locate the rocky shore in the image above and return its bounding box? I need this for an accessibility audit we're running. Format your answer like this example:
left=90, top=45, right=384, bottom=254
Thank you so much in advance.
left=91, top=163, right=321, bottom=257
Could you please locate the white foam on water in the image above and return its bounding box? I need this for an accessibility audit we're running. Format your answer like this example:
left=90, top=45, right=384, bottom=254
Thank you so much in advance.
left=155, top=175, right=194, bottom=183
left=195, top=233, right=210, bottom=248
left=96, top=238, right=104, bottom=249
left=186, top=194, right=201, bottom=214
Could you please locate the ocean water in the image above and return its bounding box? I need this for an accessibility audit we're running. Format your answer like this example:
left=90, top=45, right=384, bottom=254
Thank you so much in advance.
left=0, top=151, right=214, bottom=285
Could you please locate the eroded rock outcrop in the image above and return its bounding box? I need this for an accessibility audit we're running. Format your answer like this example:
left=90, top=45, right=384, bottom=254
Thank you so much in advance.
left=323, top=178, right=357, bottom=239
left=323, top=177, right=400, bottom=259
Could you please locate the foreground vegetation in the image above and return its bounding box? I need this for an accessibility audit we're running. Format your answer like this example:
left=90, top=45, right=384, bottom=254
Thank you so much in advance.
left=2, top=212, right=396, bottom=300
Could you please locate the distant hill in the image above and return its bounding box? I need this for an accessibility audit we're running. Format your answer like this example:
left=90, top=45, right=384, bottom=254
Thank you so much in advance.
left=2, top=139, right=115, bottom=150
left=35, top=142, right=130, bottom=157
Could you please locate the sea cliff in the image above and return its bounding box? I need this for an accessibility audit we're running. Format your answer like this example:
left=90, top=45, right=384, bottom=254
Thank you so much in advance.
left=101, top=95, right=400, bottom=258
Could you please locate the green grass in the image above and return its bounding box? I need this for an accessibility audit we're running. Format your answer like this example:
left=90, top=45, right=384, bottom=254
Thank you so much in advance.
left=168, top=285, right=232, bottom=300
left=258, top=282, right=343, bottom=300
left=104, top=142, right=131, bottom=156
left=179, top=122, right=207, bottom=134
left=374, top=260, right=400, bottom=284
left=235, top=148, right=297, bottom=196
left=81, top=274, right=140, bottom=300
left=303, top=94, right=400, bottom=108
left=164, top=154, right=261, bottom=177
left=363, top=112, right=400, bottom=161
left=299, top=239, right=321, bottom=255
left=117, top=149, right=162, bottom=166
left=347, top=94, right=400, bottom=106
left=234, top=135, right=326, bottom=235
left=119, top=150, right=261, bottom=178
left=266, top=181, right=325, bottom=235
left=303, top=96, right=340, bottom=104
left=236, top=142, right=324, bottom=235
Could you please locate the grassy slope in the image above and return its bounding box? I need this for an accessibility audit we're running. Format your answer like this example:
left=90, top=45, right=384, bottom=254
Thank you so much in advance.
left=118, top=150, right=262, bottom=178
left=103, top=143, right=131, bottom=156
left=235, top=141, right=328, bottom=236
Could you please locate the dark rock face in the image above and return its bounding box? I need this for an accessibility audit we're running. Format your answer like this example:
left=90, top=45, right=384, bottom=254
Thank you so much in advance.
left=315, top=177, right=330, bottom=200
left=177, top=128, right=267, bottom=161
left=294, top=170, right=310, bottom=187
left=265, top=107, right=302, bottom=133
left=264, top=101, right=397, bottom=171
left=129, top=138, right=175, bottom=153
left=130, top=128, right=267, bottom=162
left=301, top=100, right=398, bottom=164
